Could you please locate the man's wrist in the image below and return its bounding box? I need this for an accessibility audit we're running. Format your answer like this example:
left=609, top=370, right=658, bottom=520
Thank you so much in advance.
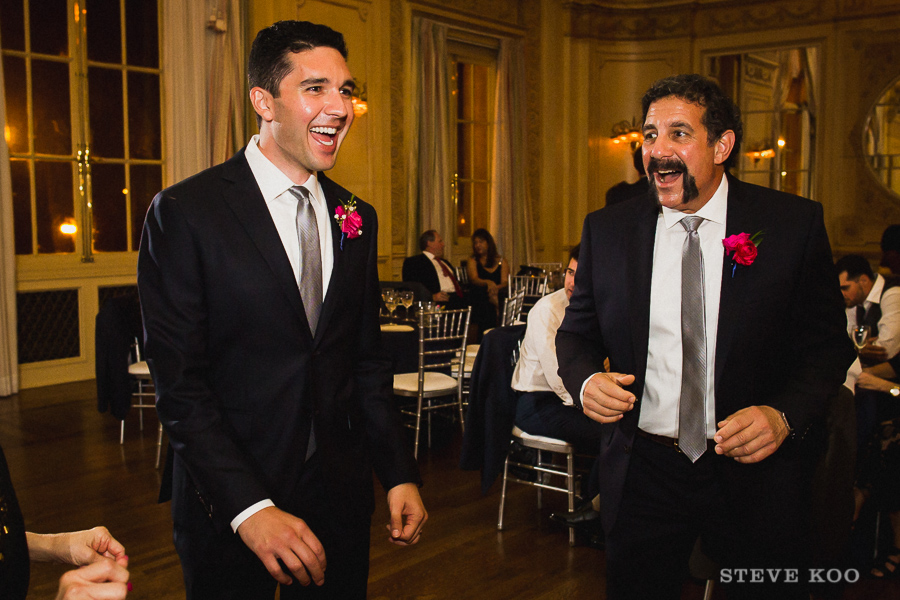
left=231, top=499, right=275, bottom=533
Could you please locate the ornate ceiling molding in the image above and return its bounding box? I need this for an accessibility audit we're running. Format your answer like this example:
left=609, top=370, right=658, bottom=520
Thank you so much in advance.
left=564, top=0, right=900, bottom=41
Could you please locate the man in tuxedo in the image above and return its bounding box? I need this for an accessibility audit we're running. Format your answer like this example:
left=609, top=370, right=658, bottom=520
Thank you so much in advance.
left=138, top=21, right=425, bottom=599
left=556, top=74, right=854, bottom=599
left=401, top=230, right=466, bottom=308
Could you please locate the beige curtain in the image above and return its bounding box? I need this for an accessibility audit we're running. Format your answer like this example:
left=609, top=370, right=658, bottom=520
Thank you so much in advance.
left=489, top=37, right=533, bottom=271
left=207, top=0, right=246, bottom=166
left=0, top=56, right=19, bottom=396
left=407, top=18, right=454, bottom=262
left=162, top=0, right=210, bottom=183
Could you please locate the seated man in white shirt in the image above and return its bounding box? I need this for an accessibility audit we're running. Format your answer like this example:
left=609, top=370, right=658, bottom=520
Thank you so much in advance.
left=837, top=254, right=900, bottom=365
left=511, top=244, right=603, bottom=452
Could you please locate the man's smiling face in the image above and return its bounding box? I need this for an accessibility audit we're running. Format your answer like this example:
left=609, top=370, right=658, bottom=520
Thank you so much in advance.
left=641, top=96, right=732, bottom=214
left=254, top=46, right=355, bottom=181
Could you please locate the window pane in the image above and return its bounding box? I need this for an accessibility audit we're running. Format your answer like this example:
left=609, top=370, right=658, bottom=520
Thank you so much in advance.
left=125, top=0, right=158, bottom=68
left=473, top=182, right=489, bottom=231
left=473, top=124, right=489, bottom=180
left=473, top=65, right=488, bottom=122
left=0, top=0, right=25, bottom=51
left=88, top=67, right=124, bottom=157
left=127, top=71, right=160, bottom=159
left=32, top=60, right=71, bottom=155
left=3, top=56, right=28, bottom=153
left=459, top=63, right=472, bottom=120
left=457, top=180, right=471, bottom=238
left=91, top=163, right=127, bottom=251
left=86, top=0, right=122, bottom=64
left=30, top=0, right=68, bottom=56
left=457, top=123, right=471, bottom=178
left=34, top=161, right=74, bottom=254
left=129, top=164, right=159, bottom=250
left=11, top=160, right=32, bottom=254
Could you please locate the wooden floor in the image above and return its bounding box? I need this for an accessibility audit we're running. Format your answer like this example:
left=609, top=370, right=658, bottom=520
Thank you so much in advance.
left=1, top=380, right=897, bottom=599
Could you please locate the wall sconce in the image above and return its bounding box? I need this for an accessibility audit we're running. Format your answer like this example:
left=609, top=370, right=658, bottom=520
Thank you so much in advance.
left=610, top=118, right=643, bottom=150
left=744, top=141, right=776, bottom=164
left=352, top=83, right=368, bottom=117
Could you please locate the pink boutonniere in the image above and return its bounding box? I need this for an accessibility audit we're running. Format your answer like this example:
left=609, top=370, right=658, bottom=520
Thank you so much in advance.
left=333, top=195, right=363, bottom=250
left=722, top=231, right=763, bottom=276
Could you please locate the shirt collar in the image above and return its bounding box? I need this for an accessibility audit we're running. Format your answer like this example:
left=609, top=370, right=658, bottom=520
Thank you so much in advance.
left=660, top=173, right=728, bottom=230
left=245, top=135, right=318, bottom=202
left=423, top=250, right=437, bottom=261
left=866, top=273, right=886, bottom=306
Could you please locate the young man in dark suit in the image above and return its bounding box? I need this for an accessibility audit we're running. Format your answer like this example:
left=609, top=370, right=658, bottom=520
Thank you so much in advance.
left=138, top=21, right=425, bottom=599
left=556, top=74, right=855, bottom=599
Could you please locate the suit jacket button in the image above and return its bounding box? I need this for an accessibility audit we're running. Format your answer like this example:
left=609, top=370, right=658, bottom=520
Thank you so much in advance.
left=623, top=445, right=631, bottom=454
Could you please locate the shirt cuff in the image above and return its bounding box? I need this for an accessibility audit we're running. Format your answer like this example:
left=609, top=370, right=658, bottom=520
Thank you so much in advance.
left=579, top=372, right=605, bottom=403
left=231, top=499, right=275, bottom=533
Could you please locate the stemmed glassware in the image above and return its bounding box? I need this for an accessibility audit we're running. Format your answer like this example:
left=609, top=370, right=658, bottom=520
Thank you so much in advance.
left=852, top=325, right=871, bottom=351
left=382, top=289, right=399, bottom=321
left=400, top=291, right=414, bottom=320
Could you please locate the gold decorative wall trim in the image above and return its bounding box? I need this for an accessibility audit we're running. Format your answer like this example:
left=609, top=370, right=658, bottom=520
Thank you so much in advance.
left=297, top=0, right=370, bottom=21
left=564, top=0, right=900, bottom=41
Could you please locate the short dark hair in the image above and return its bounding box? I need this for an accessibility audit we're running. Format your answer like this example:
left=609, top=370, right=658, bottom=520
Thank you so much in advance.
left=641, top=74, right=743, bottom=171
left=835, top=254, right=874, bottom=281
left=248, top=21, right=349, bottom=125
left=882, top=225, right=900, bottom=254
left=419, top=230, right=437, bottom=252
left=569, top=243, right=580, bottom=263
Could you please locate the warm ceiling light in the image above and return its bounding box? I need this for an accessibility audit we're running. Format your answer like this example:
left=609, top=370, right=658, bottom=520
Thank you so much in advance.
left=610, top=118, right=643, bottom=150
left=60, top=222, right=77, bottom=235
left=351, top=96, right=368, bottom=117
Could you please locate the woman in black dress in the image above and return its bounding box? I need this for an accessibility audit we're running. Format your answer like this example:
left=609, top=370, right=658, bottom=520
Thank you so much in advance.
left=0, top=444, right=130, bottom=599
left=466, top=228, right=509, bottom=338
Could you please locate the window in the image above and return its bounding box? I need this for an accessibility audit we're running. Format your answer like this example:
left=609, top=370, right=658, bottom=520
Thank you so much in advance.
left=707, top=47, right=817, bottom=199
left=1, top=0, right=162, bottom=259
left=449, top=42, right=495, bottom=240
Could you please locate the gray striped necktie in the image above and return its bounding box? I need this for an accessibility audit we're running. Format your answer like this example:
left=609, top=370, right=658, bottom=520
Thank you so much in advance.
left=679, top=215, right=707, bottom=462
left=290, top=185, right=322, bottom=337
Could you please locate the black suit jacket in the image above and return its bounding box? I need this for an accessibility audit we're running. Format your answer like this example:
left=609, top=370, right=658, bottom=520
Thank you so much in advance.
left=138, top=149, right=420, bottom=532
left=402, top=253, right=455, bottom=295
left=557, top=174, right=855, bottom=532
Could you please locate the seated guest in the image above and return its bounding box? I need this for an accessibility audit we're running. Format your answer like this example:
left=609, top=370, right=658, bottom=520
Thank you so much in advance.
left=0, top=444, right=130, bottom=600
left=605, top=146, right=649, bottom=206
left=402, top=230, right=466, bottom=309
left=466, top=228, right=509, bottom=337
left=837, top=254, right=900, bottom=365
left=511, top=244, right=602, bottom=451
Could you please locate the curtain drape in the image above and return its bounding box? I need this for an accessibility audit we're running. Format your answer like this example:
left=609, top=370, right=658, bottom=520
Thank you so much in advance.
left=0, top=56, right=19, bottom=397
left=489, top=37, right=533, bottom=271
left=162, top=0, right=210, bottom=183
left=207, top=0, right=245, bottom=167
left=407, top=18, right=454, bottom=262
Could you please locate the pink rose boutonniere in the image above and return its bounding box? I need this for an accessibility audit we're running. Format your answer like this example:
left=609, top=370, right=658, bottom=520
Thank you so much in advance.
left=722, top=230, right=763, bottom=276
left=333, top=195, right=363, bottom=250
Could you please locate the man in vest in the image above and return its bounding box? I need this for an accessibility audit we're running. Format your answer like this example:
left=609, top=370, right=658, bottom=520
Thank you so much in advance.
left=836, top=254, right=900, bottom=365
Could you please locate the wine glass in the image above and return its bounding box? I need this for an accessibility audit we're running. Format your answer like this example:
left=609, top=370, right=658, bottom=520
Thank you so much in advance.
left=852, top=325, right=871, bottom=351
left=400, top=291, right=414, bottom=319
left=383, top=289, right=399, bottom=321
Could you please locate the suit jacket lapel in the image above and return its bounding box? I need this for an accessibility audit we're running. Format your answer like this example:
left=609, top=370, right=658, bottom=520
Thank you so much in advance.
left=629, top=196, right=660, bottom=391
left=715, top=175, right=755, bottom=388
left=220, top=151, right=312, bottom=340
left=315, top=173, right=349, bottom=344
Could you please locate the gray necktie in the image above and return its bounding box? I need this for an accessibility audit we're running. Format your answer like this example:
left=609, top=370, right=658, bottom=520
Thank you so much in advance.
left=289, top=185, right=320, bottom=460
left=290, top=185, right=322, bottom=337
left=679, top=216, right=707, bottom=462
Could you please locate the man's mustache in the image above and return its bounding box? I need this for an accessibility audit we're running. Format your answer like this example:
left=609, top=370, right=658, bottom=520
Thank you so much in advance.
left=646, top=157, right=686, bottom=175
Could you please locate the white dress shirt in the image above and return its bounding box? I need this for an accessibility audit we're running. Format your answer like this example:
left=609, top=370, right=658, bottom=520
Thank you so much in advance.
left=845, top=273, right=900, bottom=360
left=229, top=136, right=336, bottom=533
left=511, top=288, right=574, bottom=405
left=423, top=250, right=457, bottom=294
left=639, top=175, right=728, bottom=438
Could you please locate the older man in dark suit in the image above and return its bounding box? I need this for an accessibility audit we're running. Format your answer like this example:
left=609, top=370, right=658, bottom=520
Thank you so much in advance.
left=138, top=21, right=425, bottom=600
left=557, top=74, right=855, bottom=599
left=401, top=230, right=466, bottom=308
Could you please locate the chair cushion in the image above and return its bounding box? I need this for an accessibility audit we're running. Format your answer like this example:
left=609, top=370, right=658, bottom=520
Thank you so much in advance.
left=128, top=361, right=151, bottom=378
left=512, top=425, right=571, bottom=448
left=393, top=372, right=459, bottom=394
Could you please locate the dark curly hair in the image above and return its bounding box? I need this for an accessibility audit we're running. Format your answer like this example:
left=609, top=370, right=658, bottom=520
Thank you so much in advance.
left=641, top=74, right=743, bottom=171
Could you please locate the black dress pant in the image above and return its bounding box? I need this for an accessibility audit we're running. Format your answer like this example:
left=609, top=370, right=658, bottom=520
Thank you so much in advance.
left=174, top=452, right=372, bottom=600
left=605, top=434, right=812, bottom=600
